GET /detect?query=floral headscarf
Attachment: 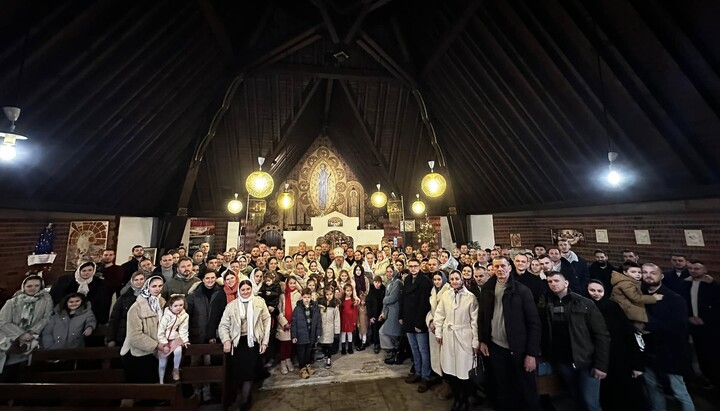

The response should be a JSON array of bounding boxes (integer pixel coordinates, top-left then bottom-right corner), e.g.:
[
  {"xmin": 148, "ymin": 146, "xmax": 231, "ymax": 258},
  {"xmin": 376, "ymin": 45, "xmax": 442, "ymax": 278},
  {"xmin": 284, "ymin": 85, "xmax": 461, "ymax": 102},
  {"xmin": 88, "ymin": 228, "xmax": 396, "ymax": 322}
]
[
  {"xmin": 140, "ymin": 275, "xmax": 164, "ymax": 316},
  {"xmin": 74, "ymin": 262, "xmax": 96, "ymax": 295}
]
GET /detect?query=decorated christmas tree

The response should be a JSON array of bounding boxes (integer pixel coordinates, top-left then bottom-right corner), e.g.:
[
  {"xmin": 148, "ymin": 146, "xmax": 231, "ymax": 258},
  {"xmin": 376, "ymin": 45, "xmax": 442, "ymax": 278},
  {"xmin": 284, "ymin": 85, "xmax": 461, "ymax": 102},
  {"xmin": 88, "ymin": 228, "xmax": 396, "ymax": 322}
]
[{"xmin": 34, "ymin": 223, "xmax": 54, "ymax": 254}]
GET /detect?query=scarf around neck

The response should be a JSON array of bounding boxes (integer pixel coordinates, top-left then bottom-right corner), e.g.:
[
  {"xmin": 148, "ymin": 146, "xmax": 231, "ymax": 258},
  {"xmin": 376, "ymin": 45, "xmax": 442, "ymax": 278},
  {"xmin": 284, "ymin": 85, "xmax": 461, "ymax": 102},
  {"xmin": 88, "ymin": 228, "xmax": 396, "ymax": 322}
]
[
  {"xmin": 284, "ymin": 285, "xmax": 294, "ymax": 325},
  {"xmin": 74, "ymin": 262, "xmax": 96, "ymax": 296},
  {"xmin": 239, "ymin": 296, "xmax": 255, "ymax": 348},
  {"xmin": 224, "ymin": 281, "xmax": 239, "ymax": 303}
]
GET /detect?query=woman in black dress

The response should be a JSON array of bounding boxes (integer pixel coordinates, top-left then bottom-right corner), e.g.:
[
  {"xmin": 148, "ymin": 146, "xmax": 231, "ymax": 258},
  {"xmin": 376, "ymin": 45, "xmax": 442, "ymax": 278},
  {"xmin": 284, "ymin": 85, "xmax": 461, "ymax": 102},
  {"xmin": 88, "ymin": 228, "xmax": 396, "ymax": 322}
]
[{"xmin": 218, "ymin": 279, "xmax": 271, "ymax": 410}]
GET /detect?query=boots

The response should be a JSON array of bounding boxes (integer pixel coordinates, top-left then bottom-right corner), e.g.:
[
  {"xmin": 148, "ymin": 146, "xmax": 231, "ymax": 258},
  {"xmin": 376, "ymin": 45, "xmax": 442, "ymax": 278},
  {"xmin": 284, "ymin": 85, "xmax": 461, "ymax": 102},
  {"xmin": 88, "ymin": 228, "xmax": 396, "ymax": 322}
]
[
  {"xmin": 357, "ymin": 341, "xmax": 366, "ymax": 351},
  {"xmin": 347, "ymin": 342, "xmax": 354, "ymax": 354},
  {"xmin": 285, "ymin": 358, "xmax": 295, "ymax": 372},
  {"xmin": 341, "ymin": 343, "xmax": 347, "ymax": 355},
  {"xmin": 384, "ymin": 350, "xmax": 400, "ymax": 365},
  {"xmin": 280, "ymin": 359, "xmax": 289, "ymax": 375},
  {"xmin": 373, "ymin": 343, "xmax": 380, "ymax": 354}
]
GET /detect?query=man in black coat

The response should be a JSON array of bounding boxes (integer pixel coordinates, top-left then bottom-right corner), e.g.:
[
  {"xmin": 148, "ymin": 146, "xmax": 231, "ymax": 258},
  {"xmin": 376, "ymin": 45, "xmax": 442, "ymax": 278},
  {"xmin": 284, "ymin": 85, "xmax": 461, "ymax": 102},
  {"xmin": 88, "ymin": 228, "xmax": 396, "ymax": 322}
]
[
  {"xmin": 399, "ymin": 258, "xmax": 433, "ymax": 392},
  {"xmin": 479, "ymin": 256, "xmax": 542, "ymax": 411},
  {"xmin": 50, "ymin": 262, "xmax": 111, "ymax": 324},
  {"xmin": 683, "ymin": 261, "xmax": 720, "ymax": 388},
  {"xmin": 662, "ymin": 253, "xmax": 691, "ymax": 293},
  {"xmin": 120, "ymin": 245, "xmax": 145, "ymax": 289},
  {"xmin": 588, "ymin": 249, "xmax": 616, "ymax": 292},
  {"xmin": 641, "ymin": 263, "xmax": 696, "ymax": 411}
]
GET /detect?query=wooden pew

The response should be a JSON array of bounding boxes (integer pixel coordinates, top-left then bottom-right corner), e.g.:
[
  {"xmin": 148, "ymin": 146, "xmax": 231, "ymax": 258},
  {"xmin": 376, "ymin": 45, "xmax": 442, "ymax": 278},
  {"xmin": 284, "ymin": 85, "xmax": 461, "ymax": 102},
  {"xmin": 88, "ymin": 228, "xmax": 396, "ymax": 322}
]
[{"xmin": 0, "ymin": 382, "xmax": 188, "ymax": 410}]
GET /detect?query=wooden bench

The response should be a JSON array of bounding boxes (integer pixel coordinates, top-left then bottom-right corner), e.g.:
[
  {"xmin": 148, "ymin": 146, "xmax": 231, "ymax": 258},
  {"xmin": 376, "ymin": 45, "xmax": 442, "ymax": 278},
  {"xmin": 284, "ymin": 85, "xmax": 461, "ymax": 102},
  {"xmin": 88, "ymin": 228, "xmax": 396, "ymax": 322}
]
[{"xmin": 0, "ymin": 383, "xmax": 188, "ymax": 410}]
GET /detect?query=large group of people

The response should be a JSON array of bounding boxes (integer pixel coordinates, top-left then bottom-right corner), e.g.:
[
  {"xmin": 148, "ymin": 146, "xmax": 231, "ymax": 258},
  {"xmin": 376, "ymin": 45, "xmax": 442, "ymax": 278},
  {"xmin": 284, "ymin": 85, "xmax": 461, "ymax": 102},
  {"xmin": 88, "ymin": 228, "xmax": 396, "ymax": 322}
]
[{"xmin": 0, "ymin": 238, "xmax": 717, "ymax": 411}]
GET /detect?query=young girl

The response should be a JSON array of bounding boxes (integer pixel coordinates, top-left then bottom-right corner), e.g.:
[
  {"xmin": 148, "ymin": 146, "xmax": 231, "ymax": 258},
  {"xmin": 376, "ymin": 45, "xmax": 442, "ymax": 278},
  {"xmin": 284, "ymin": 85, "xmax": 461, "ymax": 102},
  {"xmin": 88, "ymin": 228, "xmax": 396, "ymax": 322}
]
[
  {"xmin": 306, "ymin": 278, "xmax": 319, "ymax": 302},
  {"xmin": 276, "ymin": 277, "xmax": 301, "ymax": 374},
  {"xmin": 41, "ymin": 293, "xmax": 96, "ymax": 350},
  {"xmin": 356, "ymin": 292, "xmax": 369, "ymax": 351},
  {"xmin": 324, "ymin": 268, "xmax": 338, "ymax": 291},
  {"xmin": 317, "ymin": 286, "xmax": 340, "ymax": 368},
  {"xmin": 157, "ymin": 295, "xmax": 190, "ymax": 383},
  {"xmin": 339, "ymin": 284, "xmax": 358, "ymax": 355},
  {"xmin": 308, "ymin": 261, "xmax": 321, "ymax": 278}
]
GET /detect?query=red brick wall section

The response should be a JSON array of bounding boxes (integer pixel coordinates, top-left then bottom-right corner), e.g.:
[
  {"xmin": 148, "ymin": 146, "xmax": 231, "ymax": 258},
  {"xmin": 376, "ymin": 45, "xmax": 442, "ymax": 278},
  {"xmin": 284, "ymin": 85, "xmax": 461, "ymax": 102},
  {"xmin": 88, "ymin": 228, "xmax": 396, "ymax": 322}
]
[
  {"xmin": 493, "ymin": 212, "xmax": 720, "ymax": 270},
  {"xmin": 0, "ymin": 217, "xmax": 118, "ymax": 304}
]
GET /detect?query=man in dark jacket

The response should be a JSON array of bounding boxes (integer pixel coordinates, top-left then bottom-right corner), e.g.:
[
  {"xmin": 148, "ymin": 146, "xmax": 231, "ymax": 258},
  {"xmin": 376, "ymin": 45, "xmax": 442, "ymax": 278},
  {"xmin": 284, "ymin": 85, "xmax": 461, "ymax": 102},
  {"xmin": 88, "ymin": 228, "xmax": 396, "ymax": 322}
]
[
  {"xmin": 120, "ymin": 245, "xmax": 145, "ymax": 289},
  {"xmin": 186, "ymin": 269, "xmax": 226, "ymax": 401},
  {"xmin": 588, "ymin": 249, "xmax": 615, "ymax": 292},
  {"xmin": 399, "ymin": 258, "xmax": 433, "ymax": 392},
  {"xmin": 548, "ymin": 247, "xmax": 582, "ymax": 294},
  {"xmin": 479, "ymin": 256, "xmax": 542, "ymax": 411},
  {"xmin": 641, "ymin": 263, "xmax": 696, "ymax": 410},
  {"xmin": 545, "ymin": 271, "xmax": 610, "ymax": 411},
  {"xmin": 662, "ymin": 253, "xmax": 690, "ymax": 293}
]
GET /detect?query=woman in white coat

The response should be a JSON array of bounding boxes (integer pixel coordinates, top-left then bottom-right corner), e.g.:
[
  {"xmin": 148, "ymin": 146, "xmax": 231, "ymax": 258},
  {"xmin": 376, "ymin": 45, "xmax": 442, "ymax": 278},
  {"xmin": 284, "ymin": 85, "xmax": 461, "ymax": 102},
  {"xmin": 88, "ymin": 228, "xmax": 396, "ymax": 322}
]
[
  {"xmin": 426, "ymin": 272, "xmax": 450, "ymax": 398},
  {"xmin": 218, "ymin": 279, "xmax": 271, "ymax": 410},
  {"xmin": 434, "ymin": 270, "xmax": 479, "ymax": 411}
]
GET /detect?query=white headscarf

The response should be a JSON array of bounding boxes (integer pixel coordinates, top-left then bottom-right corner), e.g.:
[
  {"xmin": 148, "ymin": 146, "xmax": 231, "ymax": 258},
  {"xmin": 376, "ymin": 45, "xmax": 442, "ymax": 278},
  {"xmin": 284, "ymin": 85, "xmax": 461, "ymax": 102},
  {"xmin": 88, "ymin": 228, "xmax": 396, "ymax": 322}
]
[
  {"xmin": 140, "ymin": 275, "xmax": 164, "ymax": 316},
  {"xmin": 249, "ymin": 268, "xmax": 262, "ymax": 296},
  {"xmin": 238, "ymin": 293, "xmax": 255, "ymax": 348},
  {"xmin": 74, "ymin": 262, "xmax": 96, "ymax": 296}
]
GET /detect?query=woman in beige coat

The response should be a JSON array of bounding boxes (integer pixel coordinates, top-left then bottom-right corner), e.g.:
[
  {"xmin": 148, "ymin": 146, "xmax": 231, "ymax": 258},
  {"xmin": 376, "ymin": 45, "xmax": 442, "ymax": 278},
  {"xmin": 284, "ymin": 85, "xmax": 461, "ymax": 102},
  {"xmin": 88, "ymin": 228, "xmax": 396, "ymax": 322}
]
[
  {"xmin": 276, "ymin": 276, "xmax": 302, "ymax": 374},
  {"xmin": 426, "ymin": 272, "xmax": 451, "ymax": 398},
  {"xmin": 434, "ymin": 270, "xmax": 480, "ymax": 411},
  {"xmin": 121, "ymin": 275, "xmax": 166, "ymax": 383},
  {"xmin": 219, "ymin": 279, "xmax": 271, "ymax": 410}
]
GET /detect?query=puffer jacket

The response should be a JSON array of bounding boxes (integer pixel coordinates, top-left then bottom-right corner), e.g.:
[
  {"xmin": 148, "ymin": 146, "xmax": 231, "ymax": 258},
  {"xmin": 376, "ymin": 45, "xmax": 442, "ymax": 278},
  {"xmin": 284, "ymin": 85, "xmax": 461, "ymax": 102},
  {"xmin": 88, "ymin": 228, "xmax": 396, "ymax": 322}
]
[
  {"xmin": 291, "ymin": 300, "xmax": 321, "ymax": 345},
  {"xmin": 317, "ymin": 297, "xmax": 340, "ymax": 344},
  {"xmin": 610, "ymin": 271, "xmax": 656, "ymax": 323},
  {"xmin": 40, "ymin": 298, "xmax": 96, "ymax": 349}
]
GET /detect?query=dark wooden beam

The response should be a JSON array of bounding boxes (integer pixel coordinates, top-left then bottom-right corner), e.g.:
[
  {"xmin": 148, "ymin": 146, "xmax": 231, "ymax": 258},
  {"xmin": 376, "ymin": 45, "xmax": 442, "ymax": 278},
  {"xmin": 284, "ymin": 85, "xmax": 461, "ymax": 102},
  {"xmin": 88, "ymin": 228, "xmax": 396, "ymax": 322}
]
[
  {"xmin": 237, "ymin": 24, "xmax": 323, "ymax": 72},
  {"xmin": 196, "ymin": 0, "xmax": 235, "ymax": 65},
  {"xmin": 322, "ymin": 78, "xmax": 334, "ymax": 129},
  {"xmin": 310, "ymin": 0, "xmax": 340, "ymax": 44},
  {"xmin": 391, "ymin": 17, "xmax": 412, "ymax": 64},
  {"xmin": 258, "ymin": 63, "xmax": 400, "ymax": 83},
  {"xmin": 344, "ymin": 0, "xmax": 372, "ymax": 44},
  {"xmin": 245, "ymin": 2, "xmax": 274, "ymax": 48},
  {"xmin": 267, "ymin": 79, "xmax": 322, "ymax": 174},
  {"xmin": 338, "ymin": 80, "xmax": 397, "ymax": 191},
  {"xmin": 356, "ymin": 31, "xmax": 417, "ymax": 87},
  {"xmin": 420, "ymin": 0, "xmax": 485, "ymax": 78}
]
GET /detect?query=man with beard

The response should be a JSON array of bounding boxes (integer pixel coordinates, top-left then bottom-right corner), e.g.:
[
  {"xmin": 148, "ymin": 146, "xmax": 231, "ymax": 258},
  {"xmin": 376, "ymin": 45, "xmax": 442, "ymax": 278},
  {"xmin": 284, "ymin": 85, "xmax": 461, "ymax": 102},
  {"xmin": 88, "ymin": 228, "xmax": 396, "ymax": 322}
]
[
  {"xmin": 153, "ymin": 252, "xmax": 177, "ymax": 283},
  {"xmin": 121, "ymin": 245, "xmax": 145, "ymax": 288},
  {"xmin": 557, "ymin": 239, "xmax": 589, "ymax": 292},
  {"xmin": 589, "ymin": 249, "xmax": 615, "ymax": 292},
  {"xmin": 547, "ymin": 247, "xmax": 580, "ymax": 294},
  {"xmin": 98, "ymin": 249, "xmax": 124, "ymax": 297},
  {"xmin": 641, "ymin": 263, "xmax": 695, "ymax": 410},
  {"xmin": 622, "ymin": 250, "xmax": 640, "ymax": 264},
  {"xmin": 162, "ymin": 257, "xmax": 200, "ymax": 299},
  {"xmin": 318, "ymin": 242, "xmax": 331, "ymax": 271},
  {"xmin": 533, "ymin": 244, "xmax": 546, "ymax": 258},
  {"xmin": 349, "ymin": 250, "xmax": 364, "ymax": 272},
  {"xmin": 249, "ymin": 247, "xmax": 260, "ymax": 267},
  {"xmin": 329, "ymin": 248, "xmax": 351, "ymax": 274},
  {"xmin": 683, "ymin": 261, "xmax": 720, "ymax": 389}
]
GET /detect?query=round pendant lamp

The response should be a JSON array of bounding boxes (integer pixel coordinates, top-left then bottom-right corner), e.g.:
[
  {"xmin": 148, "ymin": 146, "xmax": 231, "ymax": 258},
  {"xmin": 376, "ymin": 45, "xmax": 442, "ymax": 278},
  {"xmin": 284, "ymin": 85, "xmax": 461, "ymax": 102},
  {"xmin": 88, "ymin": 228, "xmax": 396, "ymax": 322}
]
[
  {"xmin": 277, "ymin": 183, "xmax": 294, "ymax": 209},
  {"xmin": 371, "ymin": 183, "xmax": 388, "ymax": 208},
  {"xmin": 421, "ymin": 160, "xmax": 446, "ymax": 198},
  {"xmin": 245, "ymin": 157, "xmax": 274, "ymax": 198},
  {"xmin": 411, "ymin": 193, "xmax": 426, "ymax": 215},
  {"xmin": 227, "ymin": 193, "xmax": 243, "ymax": 214}
]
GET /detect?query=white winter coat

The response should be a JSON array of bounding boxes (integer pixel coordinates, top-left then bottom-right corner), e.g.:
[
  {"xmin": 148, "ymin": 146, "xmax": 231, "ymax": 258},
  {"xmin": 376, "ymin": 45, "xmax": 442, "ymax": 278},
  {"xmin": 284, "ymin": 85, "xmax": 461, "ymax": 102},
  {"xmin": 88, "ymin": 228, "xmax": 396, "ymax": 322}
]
[
  {"xmin": 276, "ymin": 289, "xmax": 301, "ymax": 341},
  {"xmin": 318, "ymin": 302, "xmax": 340, "ymax": 344},
  {"xmin": 433, "ymin": 288, "xmax": 479, "ymax": 380},
  {"xmin": 157, "ymin": 308, "xmax": 189, "ymax": 344},
  {"xmin": 426, "ymin": 283, "xmax": 450, "ymax": 375}
]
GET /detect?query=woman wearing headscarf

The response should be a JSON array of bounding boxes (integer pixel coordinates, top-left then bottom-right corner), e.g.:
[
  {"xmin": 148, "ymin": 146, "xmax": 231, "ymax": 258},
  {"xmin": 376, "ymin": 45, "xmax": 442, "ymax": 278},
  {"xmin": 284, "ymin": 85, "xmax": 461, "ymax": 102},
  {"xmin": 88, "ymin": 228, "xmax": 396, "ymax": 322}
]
[
  {"xmin": 0, "ymin": 275, "xmax": 54, "ymax": 379},
  {"xmin": 434, "ymin": 270, "xmax": 480, "ymax": 411},
  {"xmin": 107, "ymin": 271, "xmax": 146, "ymax": 347},
  {"xmin": 249, "ymin": 268, "xmax": 263, "ymax": 296},
  {"xmin": 218, "ymin": 279, "xmax": 271, "ymax": 410},
  {"xmin": 121, "ymin": 275, "xmax": 165, "ymax": 383},
  {"xmin": 380, "ymin": 266, "xmax": 403, "ymax": 364},
  {"xmin": 586, "ymin": 279, "xmax": 647, "ymax": 411},
  {"xmin": 50, "ymin": 262, "xmax": 111, "ymax": 324},
  {"xmin": 427, "ymin": 271, "xmax": 451, "ymax": 399}
]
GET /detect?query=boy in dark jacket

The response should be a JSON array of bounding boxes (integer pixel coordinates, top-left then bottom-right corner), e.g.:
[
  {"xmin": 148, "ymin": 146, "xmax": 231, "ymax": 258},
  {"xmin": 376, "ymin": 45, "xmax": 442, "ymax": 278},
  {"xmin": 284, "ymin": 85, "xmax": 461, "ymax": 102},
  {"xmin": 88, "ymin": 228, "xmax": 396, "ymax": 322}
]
[
  {"xmin": 366, "ymin": 275, "xmax": 386, "ymax": 353},
  {"xmin": 291, "ymin": 288, "xmax": 321, "ymax": 379}
]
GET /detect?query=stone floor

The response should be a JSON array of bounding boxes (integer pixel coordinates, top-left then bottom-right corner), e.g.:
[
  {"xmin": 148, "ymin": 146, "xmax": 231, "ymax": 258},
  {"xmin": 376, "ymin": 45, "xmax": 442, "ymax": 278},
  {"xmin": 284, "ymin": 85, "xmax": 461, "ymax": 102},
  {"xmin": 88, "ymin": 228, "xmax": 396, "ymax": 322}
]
[{"xmin": 201, "ymin": 349, "xmax": 719, "ymax": 411}]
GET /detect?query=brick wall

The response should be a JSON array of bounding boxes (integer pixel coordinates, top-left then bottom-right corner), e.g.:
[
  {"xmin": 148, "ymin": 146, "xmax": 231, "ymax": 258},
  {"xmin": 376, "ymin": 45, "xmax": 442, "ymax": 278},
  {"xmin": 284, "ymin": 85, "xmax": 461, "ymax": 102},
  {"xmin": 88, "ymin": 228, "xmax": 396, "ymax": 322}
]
[
  {"xmin": 0, "ymin": 213, "xmax": 117, "ymax": 304},
  {"xmin": 493, "ymin": 211, "xmax": 720, "ymax": 270}
]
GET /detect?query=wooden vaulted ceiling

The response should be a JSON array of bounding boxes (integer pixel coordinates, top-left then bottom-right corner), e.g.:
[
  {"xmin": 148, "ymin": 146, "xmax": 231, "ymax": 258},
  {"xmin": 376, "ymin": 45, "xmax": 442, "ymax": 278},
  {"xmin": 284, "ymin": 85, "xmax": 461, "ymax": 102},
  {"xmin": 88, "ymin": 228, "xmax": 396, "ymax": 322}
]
[{"xmin": 1, "ymin": 0, "xmax": 719, "ymax": 217}]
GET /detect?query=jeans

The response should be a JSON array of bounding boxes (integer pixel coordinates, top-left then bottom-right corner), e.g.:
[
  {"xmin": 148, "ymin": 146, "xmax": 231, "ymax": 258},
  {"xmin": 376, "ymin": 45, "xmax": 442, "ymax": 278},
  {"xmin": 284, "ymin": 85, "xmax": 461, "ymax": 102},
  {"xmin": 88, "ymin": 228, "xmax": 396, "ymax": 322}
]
[
  {"xmin": 554, "ymin": 362, "xmax": 602, "ymax": 411},
  {"xmin": 643, "ymin": 367, "xmax": 695, "ymax": 411},
  {"xmin": 296, "ymin": 343, "xmax": 312, "ymax": 369},
  {"xmin": 406, "ymin": 332, "xmax": 431, "ymax": 380}
]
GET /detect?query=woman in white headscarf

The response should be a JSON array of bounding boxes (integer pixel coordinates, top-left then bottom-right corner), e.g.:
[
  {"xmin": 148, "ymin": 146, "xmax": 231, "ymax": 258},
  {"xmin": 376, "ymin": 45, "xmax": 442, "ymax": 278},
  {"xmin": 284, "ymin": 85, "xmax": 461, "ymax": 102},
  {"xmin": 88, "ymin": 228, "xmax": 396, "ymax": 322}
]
[
  {"xmin": 219, "ymin": 279, "xmax": 271, "ymax": 410},
  {"xmin": 49, "ymin": 262, "xmax": 111, "ymax": 324},
  {"xmin": 0, "ymin": 275, "xmax": 54, "ymax": 379},
  {"xmin": 121, "ymin": 275, "xmax": 165, "ymax": 383},
  {"xmin": 434, "ymin": 270, "xmax": 480, "ymax": 411}
]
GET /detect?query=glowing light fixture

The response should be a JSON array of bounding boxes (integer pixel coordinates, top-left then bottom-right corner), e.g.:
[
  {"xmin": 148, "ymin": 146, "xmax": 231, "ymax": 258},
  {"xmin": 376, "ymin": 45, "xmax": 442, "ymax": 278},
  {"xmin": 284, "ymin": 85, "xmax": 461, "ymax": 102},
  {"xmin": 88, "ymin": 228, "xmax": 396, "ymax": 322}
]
[
  {"xmin": 277, "ymin": 183, "xmax": 294, "ymax": 210},
  {"xmin": 371, "ymin": 183, "xmax": 387, "ymax": 208},
  {"xmin": 421, "ymin": 160, "xmax": 446, "ymax": 198},
  {"xmin": 245, "ymin": 157, "xmax": 274, "ymax": 198},
  {"xmin": 227, "ymin": 193, "xmax": 243, "ymax": 214},
  {"xmin": 411, "ymin": 194, "xmax": 426, "ymax": 215},
  {"xmin": 606, "ymin": 151, "xmax": 623, "ymax": 187},
  {"xmin": 0, "ymin": 107, "xmax": 28, "ymax": 162}
]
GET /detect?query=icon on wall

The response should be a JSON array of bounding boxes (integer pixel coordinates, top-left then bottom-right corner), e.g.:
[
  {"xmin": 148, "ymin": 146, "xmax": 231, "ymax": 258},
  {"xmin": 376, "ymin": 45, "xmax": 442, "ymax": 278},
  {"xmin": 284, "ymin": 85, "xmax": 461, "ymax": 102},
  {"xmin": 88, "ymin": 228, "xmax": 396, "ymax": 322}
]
[
  {"xmin": 551, "ymin": 229, "xmax": 584, "ymax": 245},
  {"xmin": 684, "ymin": 230, "xmax": 705, "ymax": 247},
  {"xmin": 634, "ymin": 229, "xmax": 651, "ymax": 245},
  {"xmin": 510, "ymin": 233, "xmax": 522, "ymax": 248},
  {"xmin": 65, "ymin": 221, "xmax": 110, "ymax": 271},
  {"xmin": 595, "ymin": 229, "xmax": 609, "ymax": 243}
]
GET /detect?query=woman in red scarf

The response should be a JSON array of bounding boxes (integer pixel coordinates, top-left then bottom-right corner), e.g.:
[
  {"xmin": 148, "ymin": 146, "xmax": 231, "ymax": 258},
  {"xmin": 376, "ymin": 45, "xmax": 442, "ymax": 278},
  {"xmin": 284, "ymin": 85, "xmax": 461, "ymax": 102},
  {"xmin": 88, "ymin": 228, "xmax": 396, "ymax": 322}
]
[
  {"xmin": 223, "ymin": 271, "xmax": 239, "ymax": 303},
  {"xmin": 275, "ymin": 277, "xmax": 301, "ymax": 374}
]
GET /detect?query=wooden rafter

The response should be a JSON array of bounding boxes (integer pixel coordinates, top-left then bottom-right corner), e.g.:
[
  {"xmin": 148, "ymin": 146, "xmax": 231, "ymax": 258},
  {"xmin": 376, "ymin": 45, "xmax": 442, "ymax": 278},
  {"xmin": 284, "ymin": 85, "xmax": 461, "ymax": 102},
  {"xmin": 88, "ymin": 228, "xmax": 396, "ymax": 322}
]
[
  {"xmin": 258, "ymin": 63, "xmax": 400, "ymax": 83},
  {"xmin": 420, "ymin": 0, "xmax": 485, "ymax": 78},
  {"xmin": 310, "ymin": 0, "xmax": 340, "ymax": 44},
  {"xmin": 196, "ymin": 0, "xmax": 235, "ymax": 64}
]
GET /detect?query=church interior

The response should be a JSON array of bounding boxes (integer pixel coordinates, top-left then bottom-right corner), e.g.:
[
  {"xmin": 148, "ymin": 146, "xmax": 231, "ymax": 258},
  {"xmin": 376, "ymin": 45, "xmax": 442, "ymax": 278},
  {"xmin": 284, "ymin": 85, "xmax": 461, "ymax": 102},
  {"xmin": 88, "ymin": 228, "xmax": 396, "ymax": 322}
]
[{"xmin": 0, "ymin": 0, "xmax": 719, "ymax": 410}]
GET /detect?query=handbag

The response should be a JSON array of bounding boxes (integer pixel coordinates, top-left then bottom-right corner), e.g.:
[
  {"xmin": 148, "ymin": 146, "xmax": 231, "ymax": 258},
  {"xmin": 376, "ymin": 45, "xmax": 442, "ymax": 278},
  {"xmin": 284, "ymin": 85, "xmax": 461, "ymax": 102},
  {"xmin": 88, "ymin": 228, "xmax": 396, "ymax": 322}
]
[{"xmin": 469, "ymin": 354, "xmax": 487, "ymax": 386}]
